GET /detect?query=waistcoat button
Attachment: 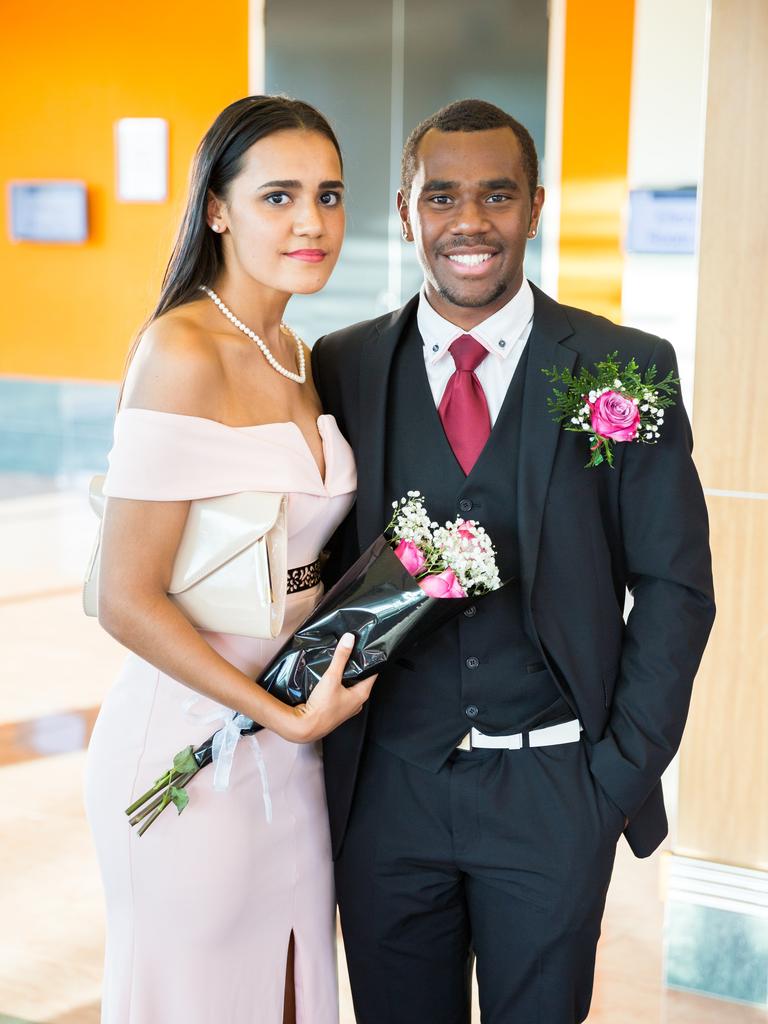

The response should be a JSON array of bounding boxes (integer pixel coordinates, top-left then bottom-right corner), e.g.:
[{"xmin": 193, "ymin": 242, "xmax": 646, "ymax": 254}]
[
  {"xmin": 459, "ymin": 498, "xmax": 473, "ymax": 513},
  {"xmin": 465, "ymin": 704, "xmax": 479, "ymax": 718},
  {"xmin": 463, "ymin": 605, "xmax": 477, "ymax": 618},
  {"xmin": 466, "ymin": 656, "xmax": 480, "ymax": 669}
]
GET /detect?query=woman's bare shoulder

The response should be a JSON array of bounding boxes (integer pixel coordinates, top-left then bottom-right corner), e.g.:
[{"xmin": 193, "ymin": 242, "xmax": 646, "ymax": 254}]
[{"xmin": 122, "ymin": 302, "xmax": 225, "ymax": 416}]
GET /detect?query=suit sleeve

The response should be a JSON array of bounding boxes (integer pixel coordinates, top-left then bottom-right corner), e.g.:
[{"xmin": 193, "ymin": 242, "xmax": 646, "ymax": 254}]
[
  {"xmin": 588, "ymin": 337, "xmax": 716, "ymax": 819},
  {"xmin": 311, "ymin": 334, "xmax": 361, "ymax": 586},
  {"xmin": 311, "ymin": 335, "xmax": 328, "ymax": 402},
  {"xmin": 312, "ymin": 334, "xmax": 348, "ymax": 435}
]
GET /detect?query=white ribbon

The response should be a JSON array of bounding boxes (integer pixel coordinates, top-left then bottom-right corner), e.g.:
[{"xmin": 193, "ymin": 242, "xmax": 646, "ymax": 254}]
[
  {"xmin": 248, "ymin": 734, "xmax": 273, "ymax": 824},
  {"xmin": 182, "ymin": 697, "xmax": 272, "ymax": 823}
]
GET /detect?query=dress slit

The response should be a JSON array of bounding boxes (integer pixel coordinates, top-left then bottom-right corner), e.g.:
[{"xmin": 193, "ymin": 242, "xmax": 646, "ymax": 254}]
[{"xmin": 282, "ymin": 930, "xmax": 296, "ymax": 1024}]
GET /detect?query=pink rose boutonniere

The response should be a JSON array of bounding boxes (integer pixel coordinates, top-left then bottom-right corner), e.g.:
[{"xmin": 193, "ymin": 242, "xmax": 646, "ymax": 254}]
[
  {"xmin": 589, "ymin": 390, "xmax": 641, "ymax": 442},
  {"xmin": 543, "ymin": 352, "xmax": 679, "ymax": 468}
]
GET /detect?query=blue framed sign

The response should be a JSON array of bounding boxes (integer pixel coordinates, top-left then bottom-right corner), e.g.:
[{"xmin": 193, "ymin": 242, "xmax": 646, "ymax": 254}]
[
  {"xmin": 8, "ymin": 181, "xmax": 88, "ymax": 243},
  {"xmin": 626, "ymin": 188, "xmax": 698, "ymax": 255}
]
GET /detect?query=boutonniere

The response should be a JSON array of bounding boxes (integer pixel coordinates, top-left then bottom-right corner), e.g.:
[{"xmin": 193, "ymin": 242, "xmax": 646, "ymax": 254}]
[{"xmin": 543, "ymin": 352, "xmax": 679, "ymax": 468}]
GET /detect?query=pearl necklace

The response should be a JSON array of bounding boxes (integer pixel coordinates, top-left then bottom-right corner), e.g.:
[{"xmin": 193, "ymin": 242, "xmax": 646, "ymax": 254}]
[{"xmin": 198, "ymin": 285, "xmax": 306, "ymax": 384}]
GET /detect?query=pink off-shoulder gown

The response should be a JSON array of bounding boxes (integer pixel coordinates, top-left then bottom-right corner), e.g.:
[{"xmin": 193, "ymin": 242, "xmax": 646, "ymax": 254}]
[{"xmin": 85, "ymin": 409, "xmax": 356, "ymax": 1024}]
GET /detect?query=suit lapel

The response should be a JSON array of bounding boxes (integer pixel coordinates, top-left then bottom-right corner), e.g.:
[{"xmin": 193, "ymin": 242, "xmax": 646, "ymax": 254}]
[
  {"xmin": 356, "ymin": 295, "xmax": 419, "ymax": 546},
  {"xmin": 517, "ymin": 285, "xmax": 577, "ymax": 603}
]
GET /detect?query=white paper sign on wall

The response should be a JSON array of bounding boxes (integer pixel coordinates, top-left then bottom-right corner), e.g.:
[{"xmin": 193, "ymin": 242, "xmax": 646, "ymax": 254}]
[{"xmin": 116, "ymin": 118, "xmax": 168, "ymax": 202}]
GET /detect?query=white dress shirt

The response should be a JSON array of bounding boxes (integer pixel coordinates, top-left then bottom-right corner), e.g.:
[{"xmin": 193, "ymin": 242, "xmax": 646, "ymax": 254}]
[{"xmin": 417, "ymin": 278, "xmax": 534, "ymax": 425}]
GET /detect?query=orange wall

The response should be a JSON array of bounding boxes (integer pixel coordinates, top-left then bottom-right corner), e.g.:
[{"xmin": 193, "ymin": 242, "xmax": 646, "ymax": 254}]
[
  {"xmin": 1, "ymin": 2, "xmax": 636, "ymax": 379},
  {"xmin": 0, "ymin": 0, "xmax": 248, "ymax": 381},
  {"xmin": 558, "ymin": 0, "xmax": 635, "ymax": 322}
]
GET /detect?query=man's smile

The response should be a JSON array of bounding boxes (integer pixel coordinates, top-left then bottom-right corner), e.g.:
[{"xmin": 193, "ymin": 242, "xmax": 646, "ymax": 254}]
[{"xmin": 439, "ymin": 246, "xmax": 501, "ymax": 276}]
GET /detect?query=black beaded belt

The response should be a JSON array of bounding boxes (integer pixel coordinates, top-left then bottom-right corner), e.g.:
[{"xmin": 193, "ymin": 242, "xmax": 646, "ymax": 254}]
[{"xmin": 287, "ymin": 558, "xmax": 322, "ymax": 594}]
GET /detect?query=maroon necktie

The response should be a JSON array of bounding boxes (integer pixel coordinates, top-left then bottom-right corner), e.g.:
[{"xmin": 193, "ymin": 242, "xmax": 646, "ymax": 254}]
[{"xmin": 438, "ymin": 334, "xmax": 491, "ymax": 475}]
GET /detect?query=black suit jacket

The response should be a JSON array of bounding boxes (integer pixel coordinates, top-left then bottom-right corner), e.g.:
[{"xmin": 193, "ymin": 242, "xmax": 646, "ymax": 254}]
[{"xmin": 313, "ymin": 284, "xmax": 715, "ymax": 859}]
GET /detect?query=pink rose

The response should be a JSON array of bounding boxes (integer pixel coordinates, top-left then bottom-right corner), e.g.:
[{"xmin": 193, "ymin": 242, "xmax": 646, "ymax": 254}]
[
  {"xmin": 590, "ymin": 390, "xmax": 640, "ymax": 442},
  {"xmin": 394, "ymin": 539, "xmax": 427, "ymax": 576},
  {"xmin": 457, "ymin": 519, "xmax": 477, "ymax": 540},
  {"xmin": 418, "ymin": 568, "xmax": 467, "ymax": 599}
]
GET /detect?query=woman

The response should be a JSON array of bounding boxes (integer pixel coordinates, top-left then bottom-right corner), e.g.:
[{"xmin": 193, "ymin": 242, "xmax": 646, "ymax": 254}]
[{"xmin": 85, "ymin": 96, "xmax": 371, "ymax": 1024}]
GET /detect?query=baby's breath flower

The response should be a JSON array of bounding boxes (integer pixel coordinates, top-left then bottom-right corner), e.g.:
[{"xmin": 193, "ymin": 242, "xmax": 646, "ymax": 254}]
[{"xmin": 389, "ymin": 493, "xmax": 500, "ymax": 595}]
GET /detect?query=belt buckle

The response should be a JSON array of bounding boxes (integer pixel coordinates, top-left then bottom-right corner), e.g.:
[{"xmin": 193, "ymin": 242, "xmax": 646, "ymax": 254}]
[{"xmin": 470, "ymin": 728, "xmax": 524, "ymax": 750}]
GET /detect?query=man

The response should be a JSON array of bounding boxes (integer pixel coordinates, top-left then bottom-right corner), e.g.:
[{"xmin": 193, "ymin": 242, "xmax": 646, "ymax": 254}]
[{"xmin": 312, "ymin": 99, "xmax": 715, "ymax": 1024}]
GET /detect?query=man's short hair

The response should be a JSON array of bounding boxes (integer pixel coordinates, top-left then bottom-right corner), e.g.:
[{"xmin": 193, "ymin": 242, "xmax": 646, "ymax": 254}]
[{"xmin": 400, "ymin": 99, "xmax": 539, "ymax": 202}]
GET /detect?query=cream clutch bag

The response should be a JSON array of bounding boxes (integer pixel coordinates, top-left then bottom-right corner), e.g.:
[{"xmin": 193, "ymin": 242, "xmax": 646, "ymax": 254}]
[{"xmin": 83, "ymin": 475, "xmax": 288, "ymax": 639}]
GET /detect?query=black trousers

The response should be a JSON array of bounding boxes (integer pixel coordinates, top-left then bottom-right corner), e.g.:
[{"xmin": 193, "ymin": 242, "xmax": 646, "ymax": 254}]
[{"xmin": 335, "ymin": 738, "xmax": 625, "ymax": 1024}]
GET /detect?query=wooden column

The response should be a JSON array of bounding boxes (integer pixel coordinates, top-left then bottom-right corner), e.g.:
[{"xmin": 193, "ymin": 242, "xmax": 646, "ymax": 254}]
[{"xmin": 675, "ymin": 0, "xmax": 768, "ymax": 870}]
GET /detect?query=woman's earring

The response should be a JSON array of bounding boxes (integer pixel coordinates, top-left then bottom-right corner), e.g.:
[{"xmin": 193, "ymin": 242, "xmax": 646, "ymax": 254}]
[
  {"xmin": 211, "ymin": 224, "xmax": 222, "ymax": 233},
  {"xmin": 528, "ymin": 228, "xmax": 538, "ymax": 239}
]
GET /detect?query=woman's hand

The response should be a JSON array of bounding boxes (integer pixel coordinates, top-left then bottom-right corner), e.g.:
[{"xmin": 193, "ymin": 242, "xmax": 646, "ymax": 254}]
[{"xmin": 277, "ymin": 633, "xmax": 376, "ymax": 743}]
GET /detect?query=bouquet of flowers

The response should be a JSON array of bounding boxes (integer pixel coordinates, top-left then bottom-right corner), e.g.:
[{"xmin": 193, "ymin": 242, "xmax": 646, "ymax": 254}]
[
  {"xmin": 126, "ymin": 492, "xmax": 502, "ymax": 834},
  {"xmin": 543, "ymin": 351, "xmax": 679, "ymax": 468}
]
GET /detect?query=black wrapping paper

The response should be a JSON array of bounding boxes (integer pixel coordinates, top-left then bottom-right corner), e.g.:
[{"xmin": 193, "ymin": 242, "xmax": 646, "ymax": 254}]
[{"xmin": 241, "ymin": 534, "xmax": 476, "ymax": 732}]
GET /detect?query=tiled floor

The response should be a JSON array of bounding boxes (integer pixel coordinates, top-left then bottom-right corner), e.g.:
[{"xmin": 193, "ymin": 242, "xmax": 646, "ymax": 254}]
[{"xmin": 1, "ymin": 488, "xmax": 766, "ymax": 1024}]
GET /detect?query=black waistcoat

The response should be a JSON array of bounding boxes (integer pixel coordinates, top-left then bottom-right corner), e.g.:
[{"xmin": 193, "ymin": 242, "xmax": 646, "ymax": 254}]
[{"xmin": 368, "ymin": 313, "xmax": 571, "ymax": 771}]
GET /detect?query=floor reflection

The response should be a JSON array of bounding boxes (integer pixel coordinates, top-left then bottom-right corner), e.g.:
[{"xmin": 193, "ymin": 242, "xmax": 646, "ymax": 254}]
[
  {"xmin": 0, "ymin": 1006, "xmax": 100, "ymax": 1024},
  {"xmin": 0, "ymin": 708, "xmax": 97, "ymax": 766}
]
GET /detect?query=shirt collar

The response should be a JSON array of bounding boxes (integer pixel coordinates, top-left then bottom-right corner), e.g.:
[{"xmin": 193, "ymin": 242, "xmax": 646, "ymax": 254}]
[{"xmin": 417, "ymin": 278, "xmax": 534, "ymax": 366}]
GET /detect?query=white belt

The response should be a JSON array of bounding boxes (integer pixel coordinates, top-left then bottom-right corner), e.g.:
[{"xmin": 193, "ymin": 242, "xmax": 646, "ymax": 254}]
[{"xmin": 456, "ymin": 718, "xmax": 582, "ymax": 751}]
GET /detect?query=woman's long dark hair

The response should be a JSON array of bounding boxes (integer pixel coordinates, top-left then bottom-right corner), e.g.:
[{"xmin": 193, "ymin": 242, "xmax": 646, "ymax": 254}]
[{"xmin": 121, "ymin": 96, "xmax": 342, "ymax": 388}]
